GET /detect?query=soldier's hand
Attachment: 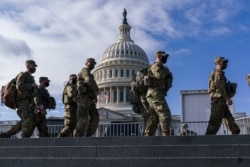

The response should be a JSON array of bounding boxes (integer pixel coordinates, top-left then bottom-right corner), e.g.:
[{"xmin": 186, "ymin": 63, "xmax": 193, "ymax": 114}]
[{"xmin": 227, "ymin": 98, "xmax": 233, "ymax": 105}]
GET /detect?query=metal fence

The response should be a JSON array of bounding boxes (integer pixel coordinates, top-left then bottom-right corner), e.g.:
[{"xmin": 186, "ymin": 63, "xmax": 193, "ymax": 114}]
[{"xmin": 1, "ymin": 116, "xmax": 250, "ymax": 138}]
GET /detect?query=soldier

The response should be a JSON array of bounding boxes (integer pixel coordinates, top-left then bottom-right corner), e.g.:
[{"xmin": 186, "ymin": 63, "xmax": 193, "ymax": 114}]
[
  {"xmin": 57, "ymin": 74, "xmax": 78, "ymax": 137},
  {"xmin": 144, "ymin": 51, "xmax": 173, "ymax": 136},
  {"xmin": 179, "ymin": 123, "xmax": 197, "ymax": 136},
  {"xmin": 74, "ymin": 58, "xmax": 100, "ymax": 137},
  {"xmin": 33, "ymin": 77, "xmax": 52, "ymax": 137},
  {"xmin": 206, "ymin": 57, "xmax": 240, "ymax": 135},
  {"xmin": 16, "ymin": 60, "xmax": 39, "ymax": 138},
  {"xmin": 0, "ymin": 76, "xmax": 54, "ymax": 138}
]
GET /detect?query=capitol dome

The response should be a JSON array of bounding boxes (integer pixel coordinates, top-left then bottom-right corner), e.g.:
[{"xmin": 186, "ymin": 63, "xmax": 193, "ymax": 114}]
[{"xmin": 93, "ymin": 9, "xmax": 149, "ymax": 115}]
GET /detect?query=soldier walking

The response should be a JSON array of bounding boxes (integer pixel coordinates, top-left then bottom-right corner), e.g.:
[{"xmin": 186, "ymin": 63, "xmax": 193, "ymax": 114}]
[
  {"xmin": 33, "ymin": 77, "xmax": 53, "ymax": 137},
  {"xmin": 58, "ymin": 74, "xmax": 78, "ymax": 137},
  {"xmin": 144, "ymin": 51, "xmax": 173, "ymax": 136},
  {"xmin": 15, "ymin": 60, "xmax": 39, "ymax": 138},
  {"xmin": 206, "ymin": 57, "xmax": 240, "ymax": 135},
  {"xmin": 74, "ymin": 58, "xmax": 100, "ymax": 137}
]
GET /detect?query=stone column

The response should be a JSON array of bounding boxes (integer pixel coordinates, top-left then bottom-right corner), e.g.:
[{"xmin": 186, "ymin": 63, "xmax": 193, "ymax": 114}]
[
  {"xmin": 116, "ymin": 87, "xmax": 119, "ymax": 104},
  {"xmin": 123, "ymin": 86, "xmax": 126, "ymax": 103},
  {"xmin": 110, "ymin": 87, "xmax": 113, "ymax": 103}
]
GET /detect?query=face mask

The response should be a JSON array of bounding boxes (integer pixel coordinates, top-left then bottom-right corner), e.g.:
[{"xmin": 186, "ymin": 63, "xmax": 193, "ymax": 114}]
[
  {"xmin": 72, "ymin": 79, "xmax": 77, "ymax": 84},
  {"xmin": 29, "ymin": 68, "xmax": 36, "ymax": 73},
  {"xmin": 44, "ymin": 82, "xmax": 50, "ymax": 87}
]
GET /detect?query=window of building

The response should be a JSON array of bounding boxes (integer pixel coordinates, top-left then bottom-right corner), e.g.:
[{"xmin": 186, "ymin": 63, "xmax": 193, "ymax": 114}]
[
  {"xmin": 109, "ymin": 70, "xmax": 112, "ymax": 78},
  {"xmin": 121, "ymin": 69, "xmax": 124, "ymax": 77},
  {"xmin": 120, "ymin": 89, "xmax": 124, "ymax": 102},
  {"xmin": 126, "ymin": 69, "xmax": 129, "ymax": 77},
  {"xmin": 132, "ymin": 70, "xmax": 135, "ymax": 76},
  {"xmin": 115, "ymin": 70, "xmax": 118, "ymax": 77},
  {"xmin": 113, "ymin": 90, "xmax": 117, "ymax": 103}
]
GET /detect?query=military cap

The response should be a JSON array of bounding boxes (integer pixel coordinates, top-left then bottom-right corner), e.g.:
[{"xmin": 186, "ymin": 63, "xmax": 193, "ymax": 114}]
[
  {"xmin": 69, "ymin": 74, "xmax": 77, "ymax": 78},
  {"xmin": 86, "ymin": 58, "xmax": 96, "ymax": 64},
  {"xmin": 25, "ymin": 60, "xmax": 38, "ymax": 67},
  {"xmin": 39, "ymin": 77, "xmax": 50, "ymax": 83},
  {"xmin": 214, "ymin": 57, "xmax": 228, "ymax": 64},
  {"xmin": 154, "ymin": 51, "xmax": 169, "ymax": 57}
]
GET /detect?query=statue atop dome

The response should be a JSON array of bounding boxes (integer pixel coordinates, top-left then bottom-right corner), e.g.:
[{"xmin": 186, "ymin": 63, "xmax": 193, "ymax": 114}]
[{"xmin": 122, "ymin": 8, "xmax": 128, "ymax": 25}]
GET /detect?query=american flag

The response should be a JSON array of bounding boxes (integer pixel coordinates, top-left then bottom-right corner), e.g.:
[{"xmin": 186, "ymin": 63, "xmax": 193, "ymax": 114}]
[{"xmin": 104, "ymin": 92, "xmax": 109, "ymax": 99}]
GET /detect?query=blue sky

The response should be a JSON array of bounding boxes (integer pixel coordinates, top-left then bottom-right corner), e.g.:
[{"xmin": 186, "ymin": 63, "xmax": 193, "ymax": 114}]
[{"xmin": 0, "ymin": 0, "xmax": 250, "ymax": 120}]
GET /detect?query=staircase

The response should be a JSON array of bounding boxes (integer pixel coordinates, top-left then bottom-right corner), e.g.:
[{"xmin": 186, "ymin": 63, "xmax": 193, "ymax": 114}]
[{"xmin": 0, "ymin": 135, "xmax": 250, "ymax": 167}]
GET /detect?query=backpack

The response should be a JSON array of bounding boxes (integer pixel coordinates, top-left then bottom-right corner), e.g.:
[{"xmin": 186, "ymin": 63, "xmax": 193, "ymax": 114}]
[
  {"xmin": 131, "ymin": 66, "xmax": 150, "ymax": 95},
  {"xmin": 48, "ymin": 97, "xmax": 56, "ymax": 110},
  {"xmin": 1, "ymin": 78, "xmax": 17, "ymax": 109}
]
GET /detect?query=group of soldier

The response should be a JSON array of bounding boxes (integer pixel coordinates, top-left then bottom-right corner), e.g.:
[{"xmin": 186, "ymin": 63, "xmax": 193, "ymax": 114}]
[
  {"xmin": 0, "ymin": 50, "xmax": 241, "ymax": 138},
  {"xmin": 132, "ymin": 52, "xmax": 240, "ymax": 136},
  {"xmin": 0, "ymin": 58, "xmax": 99, "ymax": 138}
]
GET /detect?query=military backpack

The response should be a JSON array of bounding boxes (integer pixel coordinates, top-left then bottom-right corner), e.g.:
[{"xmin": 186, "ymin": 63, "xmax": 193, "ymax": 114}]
[{"xmin": 1, "ymin": 78, "xmax": 18, "ymax": 109}]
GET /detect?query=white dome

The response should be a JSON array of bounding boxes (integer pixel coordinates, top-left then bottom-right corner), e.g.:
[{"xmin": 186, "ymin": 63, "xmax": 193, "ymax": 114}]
[{"xmin": 93, "ymin": 9, "xmax": 149, "ymax": 111}]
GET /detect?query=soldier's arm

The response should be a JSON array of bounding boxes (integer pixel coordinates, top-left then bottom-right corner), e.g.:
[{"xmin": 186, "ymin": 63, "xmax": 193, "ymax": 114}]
[
  {"xmin": 16, "ymin": 73, "xmax": 33, "ymax": 91},
  {"xmin": 214, "ymin": 71, "xmax": 228, "ymax": 99},
  {"xmin": 67, "ymin": 86, "xmax": 78, "ymax": 98}
]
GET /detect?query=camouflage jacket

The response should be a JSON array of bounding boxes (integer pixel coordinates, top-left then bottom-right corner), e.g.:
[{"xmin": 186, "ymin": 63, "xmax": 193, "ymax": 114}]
[
  {"xmin": 62, "ymin": 83, "xmax": 78, "ymax": 105},
  {"xmin": 16, "ymin": 71, "xmax": 37, "ymax": 100},
  {"xmin": 34, "ymin": 87, "xmax": 51, "ymax": 109},
  {"xmin": 208, "ymin": 69, "xmax": 228, "ymax": 99},
  {"xmin": 147, "ymin": 62, "xmax": 173, "ymax": 96},
  {"xmin": 78, "ymin": 67, "xmax": 99, "ymax": 99}
]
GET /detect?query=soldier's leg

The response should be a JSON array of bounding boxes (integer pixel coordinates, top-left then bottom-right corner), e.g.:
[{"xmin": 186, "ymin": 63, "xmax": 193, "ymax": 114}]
[
  {"xmin": 205, "ymin": 99, "xmax": 224, "ymax": 135},
  {"xmin": 36, "ymin": 114, "xmax": 49, "ymax": 137},
  {"xmin": 0, "ymin": 121, "xmax": 22, "ymax": 138},
  {"xmin": 147, "ymin": 94, "xmax": 171, "ymax": 136},
  {"xmin": 18, "ymin": 100, "xmax": 36, "ymax": 138},
  {"xmin": 73, "ymin": 97, "xmax": 90, "ymax": 137},
  {"xmin": 144, "ymin": 108, "xmax": 159, "ymax": 136},
  {"xmin": 86, "ymin": 103, "xmax": 99, "ymax": 137},
  {"xmin": 58, "ymin": 106, "xmax": 77, "ymax": 137},
  {"xmin": 224, "ymin": 106, "xmax": 240, "ymax": 134}
]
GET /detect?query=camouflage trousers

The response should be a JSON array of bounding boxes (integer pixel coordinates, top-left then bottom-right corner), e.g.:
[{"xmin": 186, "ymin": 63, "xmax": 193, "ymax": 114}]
[
  {"xmin": 144, "ymin": 94, "xmax": 171, "ymax": 136},
  {"xmin": 17, "ymin": 99, "xmax": 36, "ymax": 138},
  {"xmin": 74, "ymin": 96, "xmax": 90, "ymax": 137},
  {"xmin": 34, "ymin": 113, "xmax": 49, "ymax": 137},
  {"xmin": 1, "ymin": 109, "xmax": 48, "ymax": 138},
  {"xmin": 86, "ymin": 103, "xmax": 99, "ymax": 137},
  {"xmin": 58, "ymin": 104, "xmax": 77, "ymax": 137},
  {"xmin": 0, "ymin": 110, "xmax": 22, "ymax": 138},
  {"xmin": 205, "ymin": 97, "xmax": 240, "ymax": 135}
]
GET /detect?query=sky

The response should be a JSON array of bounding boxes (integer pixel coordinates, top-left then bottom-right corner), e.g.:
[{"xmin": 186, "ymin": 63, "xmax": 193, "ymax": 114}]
[{"xmin": 0, "ymin": 0, "xmax": 250, "ymax": 120}]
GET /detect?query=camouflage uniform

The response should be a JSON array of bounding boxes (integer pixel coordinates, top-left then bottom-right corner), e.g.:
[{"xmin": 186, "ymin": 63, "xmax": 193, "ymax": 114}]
[
  {"xmin": 33, "ymin": 77, "xmax": 52, "ymax": 137},
  {"xmin": 205, "ymin": 57, "xmax": 240, "ymax": 135},
  {"xmin": 58, "ymin": 75, "xmax": 78, "ymax": 137},
  {"xmin": 144, "ymin": 54, "xmax": 173, "ymax": 136},
  {"xmin": 0, "ymin": 110, "xmax": 22, "ymax": 138},
  {"xmin": 15, "ymin": 60, "xmax": 38, "ymax": 138},
  {"xmin": 74, "ymin": 58, "xmax": 99, "ymax": 137},
  {"xmin": 139, "ymin": 95, "xmax": 159, "ymax": 135}
]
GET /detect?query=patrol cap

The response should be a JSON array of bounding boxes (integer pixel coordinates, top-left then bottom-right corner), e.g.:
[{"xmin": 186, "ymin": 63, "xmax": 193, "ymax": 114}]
[
  {"xmin": 39, "ymin": 77, "xmax": 50, "ymax": 83},
  {"xmin": 154, "ymin": 51, "xmax": 169, "ymax": 57},
  {"xmin": 25, "ymin": 60, "xmax": 38, "ymax": 67},
  {"xmin": 86, "ymin": 58, "xmax": 96, "ymax": 64},
  {"xmin": 69, "ymin": 74, "xmax": 77, "ymax": 79},
  {"xmin": 214, "ymin": 57, "xmax": 228, "ymax": 64}
]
